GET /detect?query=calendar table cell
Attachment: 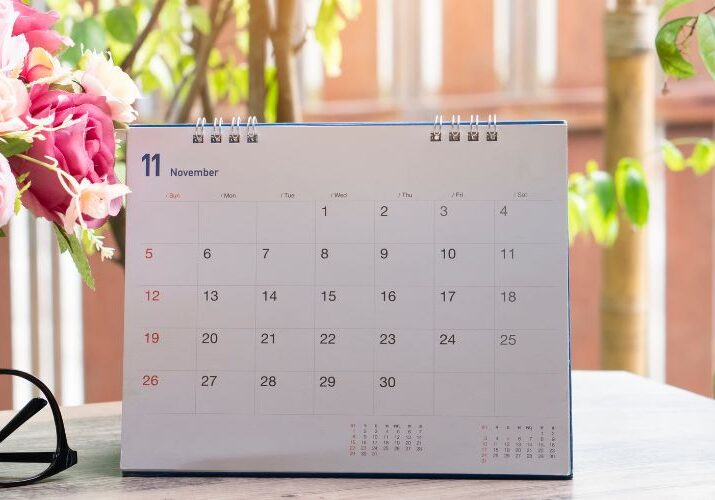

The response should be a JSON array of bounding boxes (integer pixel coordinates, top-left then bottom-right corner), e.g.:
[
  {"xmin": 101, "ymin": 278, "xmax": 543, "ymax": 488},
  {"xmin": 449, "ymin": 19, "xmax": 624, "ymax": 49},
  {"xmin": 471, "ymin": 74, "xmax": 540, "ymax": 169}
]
[
  {"xmin": 495, "ymin": 201, "xmax": 563, "ymax": 243},
  {"xmin": 375, "ymin": 201, "xmax": 433, "ymax": 243},
  {"xmin": 136, "ymin": 286, "xmax": 196, "ymax": 328},
  {"xmin": 495, "ymin": 286, "xmax": 564, "ymax": 330},
  {"xmin": 374, "ymin": 330, "xmax": 433, "ymax": 372},
  {"xmin": 196, "ymin": 371, "xmax": 254, "ymax": 414},
  {"xmin": 196, "ymin": 329, "xmax": 255, "ymax": 371},
  {"xmin": 315, "ymin": 244, "xmax": 374, "ymax": 286},
  {"xmin": 198, "ymin": 244, "xmax": 256, "ymax": 285},
  {"xmin": 314, "ymin": 372, "xmax": 373, "ymax": 415},
  {"xmin": 495, "ymin": 243, "xmax": 564, "ymax": 286},
  {"xmin": 314, "ymin": 329, "xmax": 373, "ymax": 372},
  {"xmin": 126, "ymin": 370, "xmax": 194, "ymax": 414},
  {"xmin": 257, "ymin": 202, "xmax": 315, "ymax": 243},
  {"xmin": 316, "ymin": 201, "xmax": 374, "ymax": 243},
  {"xmin": 373, "ymin": 372, "xmax": 433, "ymax": 416},
  {"xmin": 495, "ymin": 373, "xmax": 569, "ymax": 418},
  {"xmin": 375, "ymin": 287, "xmax": 433, "ymax": 330},
  {"xmin": 375, "ymin": 244, "xmax": 434, "ymax": 287},
  {"xmin": 255, "ymin": 286, "xmax": 314, "ymax": 328},
  {"xmin": 125, "ymin": 328, "xmax": 194, "ymax": 371},
  {"xmin": 434, "ymin": 287, "xmax": 494, "ymax": 330},
  {"xmin": 434, "ymin": 244, "xmax": 494, "ymax": 286},
  {"xmin": 130, "ymin": 244, "xmax": 197, "ymax": 285},
  {"xmin": 199, "ymin": 202, "xmax": 257, "ymax": 243},
  {"xmin": 496, "ymin": 331, "xmax": 566, "ymax": 373},
  {"xmin": 434, "ymin": 201, "xmax": 494, "ymax": 243},
  {"xmin": 131, "ymin": 202, "xmax": 198, "ymax": 244},
  {"xmin": 434, "ymin": 330, "xmax": 494, "ymax": 373},
  {"xmin": 435, "ymin": 373, "xmax": 495, "ymax": 416},
  {"xmin": 315, "ymin": 286, "xmax": 374, "ymax": 329},
  {"xmin": 257, "ymin": 244, "xmax": 315, "ymax": 285},
  {"xmin": 255, "ymin": 371, "xmax": 313, "ymax": 415},
  {"xmin": 255, "ymin": 329, "xmax": 314, "ymax": 371},
  {"xmin": 197, "ymin": 286, "xmax": 255, "ymax": 328}
]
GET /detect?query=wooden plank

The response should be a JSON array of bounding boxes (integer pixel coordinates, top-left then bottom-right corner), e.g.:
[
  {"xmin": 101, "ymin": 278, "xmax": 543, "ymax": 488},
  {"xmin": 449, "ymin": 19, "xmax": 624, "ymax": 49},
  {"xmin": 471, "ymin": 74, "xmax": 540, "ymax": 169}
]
[
  {"xmin": 2, "ymin": 372, "xmax": 715, "ymax": 498},
  {"xmin": 0, "ymin": 235, "xmax": 11, "ymax": 409},
  {"xmin": 82, "ymin": 248, "xmax": 125, "ymax": 403}
]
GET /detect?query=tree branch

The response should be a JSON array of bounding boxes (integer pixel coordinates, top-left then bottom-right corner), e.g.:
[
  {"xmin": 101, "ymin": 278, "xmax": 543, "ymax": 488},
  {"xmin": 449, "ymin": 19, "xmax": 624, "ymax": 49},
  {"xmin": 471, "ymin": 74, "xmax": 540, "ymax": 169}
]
[
  {"xmin": 248, "ymin": 0, "xmax": 271, "ymax": 120},
  {"xmin": 272, "ymin": 0, "xmax": 301, "ymax": 122},
  {"xmin": 121, "ymin": 0, "xmax": 168, "ymax": 75},
  {"xmin": 176, "ymin": 0, "xmax": 233, "ymax": 122}
]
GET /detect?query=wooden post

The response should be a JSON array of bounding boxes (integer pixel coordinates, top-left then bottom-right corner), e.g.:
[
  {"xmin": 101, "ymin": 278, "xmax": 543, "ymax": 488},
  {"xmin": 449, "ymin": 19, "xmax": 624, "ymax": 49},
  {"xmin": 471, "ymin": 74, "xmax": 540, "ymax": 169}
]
[{"xmin": 601, "ymin": 0, "xmax": 656, "ymax": 374}]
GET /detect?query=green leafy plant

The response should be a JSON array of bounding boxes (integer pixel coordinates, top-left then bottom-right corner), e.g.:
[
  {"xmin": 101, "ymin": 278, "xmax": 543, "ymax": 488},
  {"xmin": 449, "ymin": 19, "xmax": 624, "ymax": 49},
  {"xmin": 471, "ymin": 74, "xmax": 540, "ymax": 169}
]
[
  {"xmin": 656, "ymin": 1, "xmax": 715, "ymax": 82},
  {"xmin": 572, "ymin": 2, "xmax": 715, "ymax": 246}
]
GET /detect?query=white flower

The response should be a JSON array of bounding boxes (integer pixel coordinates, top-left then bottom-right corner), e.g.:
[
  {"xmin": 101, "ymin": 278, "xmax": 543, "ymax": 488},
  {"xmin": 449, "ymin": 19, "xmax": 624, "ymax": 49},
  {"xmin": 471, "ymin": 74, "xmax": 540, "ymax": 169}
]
[
  {"xmin": 0, "ymin": 0, "xmax": 29, "ymax": 78},
  {"xmin": 79, "ymin": 51, "xmax": 140, "ymax": 123},
  {"xmin": 0, "ymin": 72, "xmax": 28, "ymax": 133},
  {"xmin": 0, "ymin": 152, "xmax": 18, "ymax": 228},
  {"xmin": 59, "ymin": 177, "xmax": 131, "ymax": 233}
]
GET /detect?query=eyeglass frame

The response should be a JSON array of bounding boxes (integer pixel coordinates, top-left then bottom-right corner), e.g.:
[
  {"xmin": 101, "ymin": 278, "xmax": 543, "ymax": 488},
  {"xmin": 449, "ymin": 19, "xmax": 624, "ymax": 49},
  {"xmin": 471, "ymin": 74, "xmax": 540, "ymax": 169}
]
[{"xmin": 0, "ymin": 368, "xmax": 77, "ymax": 488}]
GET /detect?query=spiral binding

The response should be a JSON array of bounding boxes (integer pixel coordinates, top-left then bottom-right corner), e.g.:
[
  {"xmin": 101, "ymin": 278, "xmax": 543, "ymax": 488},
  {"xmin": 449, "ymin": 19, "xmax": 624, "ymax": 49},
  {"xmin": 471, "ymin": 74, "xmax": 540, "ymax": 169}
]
[
  {"xmin": 430, "ymin": 114, "xmax": 499, "ymax": 142},
  {"xmin": 192, "ymin": 116, "xmax": 258, "ymax": 144}
]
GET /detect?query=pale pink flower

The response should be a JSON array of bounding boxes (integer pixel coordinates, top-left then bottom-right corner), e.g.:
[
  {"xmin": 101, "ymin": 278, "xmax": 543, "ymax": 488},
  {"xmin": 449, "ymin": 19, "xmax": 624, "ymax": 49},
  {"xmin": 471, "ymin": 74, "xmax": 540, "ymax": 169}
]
[
  {"xmin": 0, "ymin": 152, "xmax": 18, "ymax": 228},
  {"xmin": 0, "ymin": 72, "xmax": 28, "ymax": 133},
  {"xmin": 79, "ymin": 51, "xmax": 140, "ymax": 123},
  {"xmin": 60, "ymin": 177, "xmax": 130, "ymax": 233},
  {"xmin": 0, "ymin": 0, "xmax": 29, "ymax": 77}
]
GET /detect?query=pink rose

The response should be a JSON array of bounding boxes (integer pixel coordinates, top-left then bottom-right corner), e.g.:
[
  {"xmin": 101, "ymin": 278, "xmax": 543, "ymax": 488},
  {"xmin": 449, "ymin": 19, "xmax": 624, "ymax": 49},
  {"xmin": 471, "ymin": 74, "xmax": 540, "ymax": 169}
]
[
  {"xmin": 0, "ymin": 152, "xmax": 17, "ymax": 228},
  {"xmin": 11, "ymin": 0, "xmax": 70, "ymax": 54},
  {"xmin": 9, "ymin": 85, "xmax": 118, "ymax": 229}
]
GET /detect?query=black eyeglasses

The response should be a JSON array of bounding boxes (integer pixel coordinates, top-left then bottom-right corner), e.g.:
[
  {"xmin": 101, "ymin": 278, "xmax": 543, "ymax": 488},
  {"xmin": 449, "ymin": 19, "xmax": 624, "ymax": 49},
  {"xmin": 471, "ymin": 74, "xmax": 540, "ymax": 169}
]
[{"xmin": 0, "ymin": 369, "xmax": 77, "ymax": 487}]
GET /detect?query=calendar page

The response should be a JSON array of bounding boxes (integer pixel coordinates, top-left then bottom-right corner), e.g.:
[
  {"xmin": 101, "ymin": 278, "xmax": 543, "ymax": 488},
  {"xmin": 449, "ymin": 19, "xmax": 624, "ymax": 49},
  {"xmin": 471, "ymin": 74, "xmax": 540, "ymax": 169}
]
[{"xmin": 121, "ymin": 121, "xmax": 571, "ymax": 478}]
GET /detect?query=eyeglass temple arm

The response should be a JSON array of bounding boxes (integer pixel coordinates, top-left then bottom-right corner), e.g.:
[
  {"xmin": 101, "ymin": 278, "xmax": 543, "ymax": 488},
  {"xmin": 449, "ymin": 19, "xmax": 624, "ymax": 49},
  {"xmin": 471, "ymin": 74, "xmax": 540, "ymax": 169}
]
[
  {"xmin": 0, "ymin": 398, "xmax": 48, "ymax": 445},
  {"xmin": 0, "ymin": 451, "xmax": 55, "ymax": 463}
]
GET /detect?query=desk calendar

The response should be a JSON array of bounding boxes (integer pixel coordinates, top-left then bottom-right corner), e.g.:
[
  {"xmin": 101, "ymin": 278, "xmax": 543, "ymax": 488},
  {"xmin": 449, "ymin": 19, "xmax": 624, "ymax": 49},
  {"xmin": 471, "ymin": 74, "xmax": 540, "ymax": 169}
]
[{"xmin": 121, "ymin": 119, "xmax": 572, "ymax": 478}]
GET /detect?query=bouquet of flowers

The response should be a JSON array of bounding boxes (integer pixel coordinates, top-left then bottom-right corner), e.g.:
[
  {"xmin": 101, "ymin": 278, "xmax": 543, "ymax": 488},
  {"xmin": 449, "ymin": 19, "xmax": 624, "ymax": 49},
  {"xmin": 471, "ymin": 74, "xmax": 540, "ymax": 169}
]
[{"xmin": 0, "ymin": 0, "xmax": 137, "ymax": 288}]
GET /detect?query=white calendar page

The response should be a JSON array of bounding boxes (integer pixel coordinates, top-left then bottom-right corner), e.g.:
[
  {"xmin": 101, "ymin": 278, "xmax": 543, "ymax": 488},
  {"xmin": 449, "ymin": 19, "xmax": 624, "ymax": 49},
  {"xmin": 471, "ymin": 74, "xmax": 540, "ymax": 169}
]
[{"xmin": 121, "ymin": 121, "xmax": 572, "ymax": 478}]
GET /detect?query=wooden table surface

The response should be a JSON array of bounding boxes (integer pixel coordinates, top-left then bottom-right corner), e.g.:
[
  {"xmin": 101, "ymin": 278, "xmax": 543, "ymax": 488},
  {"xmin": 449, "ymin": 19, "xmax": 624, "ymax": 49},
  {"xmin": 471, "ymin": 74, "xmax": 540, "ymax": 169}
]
[{"xmin": 3, "ymin": 371, "xmax": 715, "ymax": 499}]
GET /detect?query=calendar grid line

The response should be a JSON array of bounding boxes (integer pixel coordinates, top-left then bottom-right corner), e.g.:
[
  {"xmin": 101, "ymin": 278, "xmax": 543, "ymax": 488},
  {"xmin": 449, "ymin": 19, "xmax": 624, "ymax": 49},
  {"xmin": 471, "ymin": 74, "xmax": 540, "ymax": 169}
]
[
  {"xmin": 372, "ymin": 201, "xmax": 376, "ymax": 416},
  {"xmin": 253, "ymin": 201, "xmax": 259, "ymax": 416},
  {"xmin": 313, "ymin": 201, "xmax": 318, "ymax": 416},
  {"xmin": 134, "ymin": 198, "xmax": 559, "ymax": 204},
  {"xmin": 493, "ymin": 201, "xmax": 497, "ymax": 417},
  {"xmin": 194, "ymin": 204, "xmax": 200, "ymax": 414},
  {"xmin": 432, "ymin": 201, "xmax": 436, "ymax": 417}
]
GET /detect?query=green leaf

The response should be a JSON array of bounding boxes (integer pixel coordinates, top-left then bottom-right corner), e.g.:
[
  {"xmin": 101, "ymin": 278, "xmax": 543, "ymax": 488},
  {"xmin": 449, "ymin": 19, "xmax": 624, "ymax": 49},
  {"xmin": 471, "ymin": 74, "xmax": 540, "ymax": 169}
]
[
  {"xmin": 662, "ymin": 140, "xmax": 686, "ymax": 170},
  {"xmin": 567, "ymin": 191, "xmax": 587, "ymax": 244},
  {"xmin": 105, "ymin": 7, "xmax": 138, "ymax": 44},
  {"xmin": 587, "ymin": 194, "xmax": 619, "ymax": 246},
  {"xmin": 188, "ymin": 5, "xmax": 210, "ymax": 35},
  {"xmin": 589, "ymin": 170, "xmax": 617, "ymax": 218},
  {"xmin": 686, "ymin": 138, "xmax": 715, "ymax": 174},
  {"xmin": 696, "ymin": 14, "xmax": 715, "ymax": 80},
  {"xmin": 0, "ymin": 227, "xmax": 5, "ymax": 237},
  {"xmin": 14, "ymin": 179, "xmax": 30, "ymax": 215},
  {"xmin": 315, "ymin": 0, "xmax": 348, "ymax": 77},
  {"xmin": 659, "ymin": 0, "xmax": 694, "ymax": 20},
  {"xmin": 52, "ymin": 224, "xmax": 95, "ymax": 290},
  {"xmin": 337, "ymin": 0, "xmax": 361, "ymax": 19},
  {"xmin": 656, "ymin": 17, "xmax": 696, "ymax": 79},
  {"xmin": 0, "ymin": 137, "xmax": 31, "ymax": 157},
  {"xmin": 63, "ymin": 18, "xmax": 106, "ymax": 65},
  {"xmin": 618, "ymin": 163, "xmax": 649, "ymax": 227}
]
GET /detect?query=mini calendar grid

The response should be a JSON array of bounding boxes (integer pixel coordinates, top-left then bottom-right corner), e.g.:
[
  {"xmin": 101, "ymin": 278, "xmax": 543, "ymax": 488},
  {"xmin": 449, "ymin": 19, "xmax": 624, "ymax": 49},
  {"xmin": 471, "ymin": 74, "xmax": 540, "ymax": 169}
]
[{"xmin": 121, "ymin": 120, "xmax": 572, "ymax": 478}]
